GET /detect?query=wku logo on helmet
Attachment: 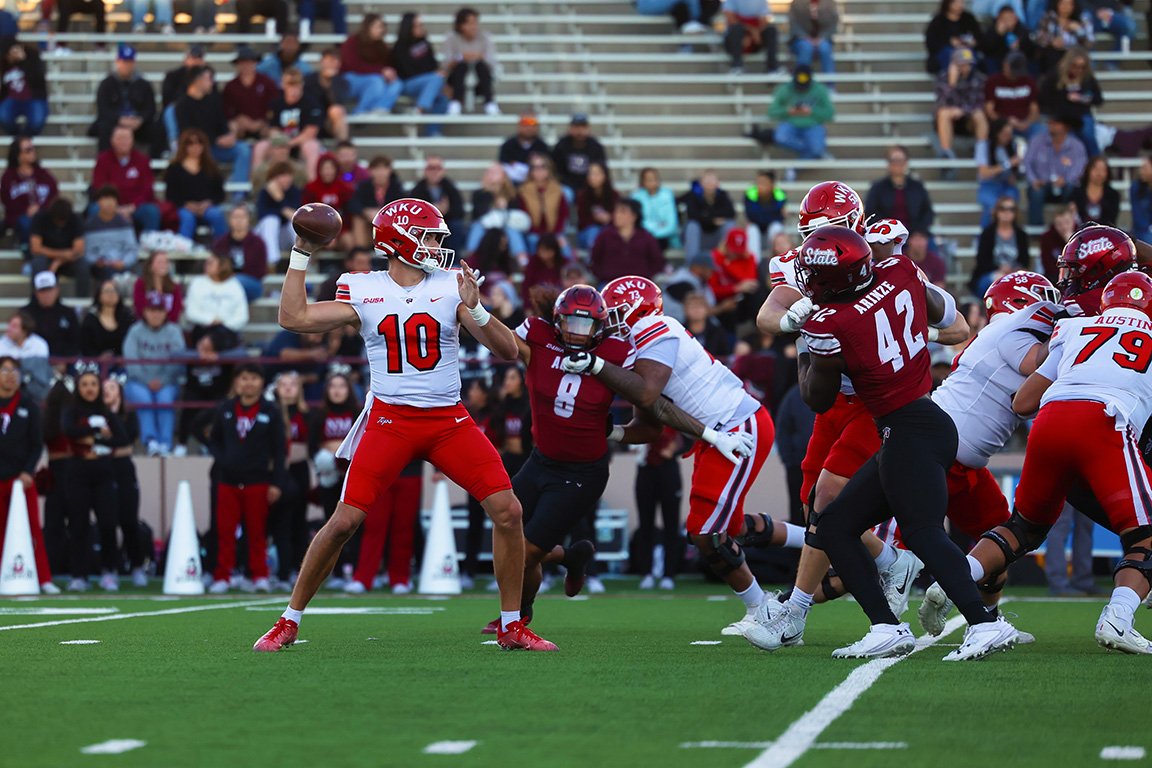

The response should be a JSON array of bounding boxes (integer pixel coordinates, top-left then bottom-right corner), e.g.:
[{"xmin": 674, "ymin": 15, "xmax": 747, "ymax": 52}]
[
  {"xmin": 382, "ymin": 201, "xmax": 424, "ymax": 217},
  {"xmin": 832, "ymin": 184, "xmax": 856, "ymax": 206}
]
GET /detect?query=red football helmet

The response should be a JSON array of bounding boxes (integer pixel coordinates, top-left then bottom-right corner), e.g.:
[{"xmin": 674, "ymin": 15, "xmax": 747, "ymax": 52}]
[
  {"xmin": 983, "ymin": 271, "xmax": 1061, "ymax": 319},
  {"xmin": 553, "ymin": 284, "xmax": 608, "ymax": 352},
  {"xmin": 1057, "ymin": 225, "xmax": 1136, "ymax": 300},
  {"xmin": 797, "ymin": 226, "xmax": 874, "ymax": 303},
  {"xmin": 797, "ymin": 182, "xmax": 865, "ymax": 238},
  {"xmin": 372, "ymin": 198, "xmax": 453, "ymax": 273},
  {"xmin": 601, "ymin": 276, "xmax": 663, "ymax": 334},
  {"xmin": 1101, "ymin": 271, "xmax": 1152, "ymax": 318}
]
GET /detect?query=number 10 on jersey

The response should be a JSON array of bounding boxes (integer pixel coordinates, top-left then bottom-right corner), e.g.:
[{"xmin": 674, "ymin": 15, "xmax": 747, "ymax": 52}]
[{"xmin": 377, "ymin": 313, "xmax": 443, "ymax": 374}]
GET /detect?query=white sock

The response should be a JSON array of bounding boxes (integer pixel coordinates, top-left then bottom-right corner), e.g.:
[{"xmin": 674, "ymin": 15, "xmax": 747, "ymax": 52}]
[
  {"xmin": 874, "ymin": 543, "xmax": 898, "ymax": 571},
  {"xmin": 967, "ymin": 555, "xmax": 985, "ymax": 582},
  {"xmin": 282, "ymin": 607, "xmax": 302, "ymax": 624},
  {"xmin": 500, "ymin": 610, "xmax": 521, "ymax": 631},
  {"xmin": 736, "ymin": 581, "xmax": 765, "ymax": 610},
  {"xmin": 782, "ymin": 522, "xmax": 806, "ymax": 549},
  {"xmin": 1109, "ymin": 586, "xmax": 1141, "ymax": 621},
  {"xmin": 788, "ymin": 588, "xmax": 814, "ymax": 614}
]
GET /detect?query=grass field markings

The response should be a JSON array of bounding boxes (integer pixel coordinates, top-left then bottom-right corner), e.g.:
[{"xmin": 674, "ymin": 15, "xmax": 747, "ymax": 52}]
[
  {"xmin": 480, "ymin": 640, "xmax": 499, "ymax": 645},
  {"xmin": 0, "ymin": 598, "xmax": 283, "ymax": 632},
  {"xmin": 79, "ymin": 739, "xmax": 147, "ymax": 755},
  {"xmin": 568, "ymin": 595, "xmax": 590, "ymax": 601},
  {"xmin": 1100, "ymin": 746, "xmax": 1146, "ymax": 760},
  {"xmin": 690, "ymin": 640, "xmax": 723, "ymax": 645},
  {"xmin": 423, "ymin": 741, "xmax": 478, "ymax": 755},
  {"xmin": 0, "ymin": 607, "xmax": 120, "ymax": 615},
  {"xmin": 707, "ymin": 596, "xmax": 731, "ymax": 602},
  {"xmin": 742, "ymin": 613, "xmax": 969, "ymax": 768},
  {"xmin": 681, "ymin": 741, "xmax": 907, "ymax": 750},
  {"xmin": 243, "ymin": 607, "xmax": 446, "ymax": 615},
  {"xmin": 60, "ymin": 640, "xmax": 101, "ymax": 644}
]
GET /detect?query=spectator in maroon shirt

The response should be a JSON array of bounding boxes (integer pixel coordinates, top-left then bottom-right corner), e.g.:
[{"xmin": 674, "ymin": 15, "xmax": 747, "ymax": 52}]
[
  {"xmin": 304, "ymin": 155, "xmax": 355, "ymax": 250},
  {"xmin": 520, "ymin": 234, "xmax": 568, "ymax": 305},
  {"xmin": 332, "ymin": 139, "xmax": 370, "ymax": 186},
  {"xmin": 983, "ymin": 52, "xmax": 1041, "ymax": 140},
  {"xmin": 589, "ymin": 199, "xmax": 665, "ymax": 285},
  {"xmin": 222, "ymin": 46, "xmax": 280, "ymax": 141},
  {"xmin": 89, "ymin": 125, "xmax": 160, "ymax": 232},
  {"xmin": 904, "ymin": 229, "xmax": 948, "ymax": 287},
  {"xmin": 132, "ymin": 251, "xmax": 183, "ymax": 323},
  {"xmin": 213, "ymin": 206, "xmax": 267, "ymax": 301},
  {"xmin": 339, "ymin": 14, "xmax": 403, "ymax": 114},
  {"xmin": 0, "ymin": 136, "xmax": 56, "ymax": 247}
]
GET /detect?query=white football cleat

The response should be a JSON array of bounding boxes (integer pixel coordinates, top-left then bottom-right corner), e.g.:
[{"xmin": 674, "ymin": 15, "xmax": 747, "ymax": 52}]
[
  {"xmin": 741, "ymin": 598, "xmax": 806, "ymax": 652},
  {"xmin": 638, "ymin": 574, "xmax": 656, "ymax": 590},
  {"xmin": 1016, "ymin": 630, "xmax": 1036, "ymax": 645},
  {"xmin": 917, "ymin": 582, "xmax": 954, "ymax": 636},
  {"xmin": 943, "ymin": 617, "xmax": 1019, "ymax": 661},
  {"xmin": 1095, "ymin": 605, "xmax": 1152, "ymax": 654},
  {"xmin": 99, "ymin": 572, "xmax": 119, "ymax": 592},
  {"xmin": 66, "ymin": 577, "xmax": 88, "ymax": 592},
  {"xmin": 392, "ymin": 583, "xmax": 411, "ymax": 595},
  {"xmin": 586, "ymin": 577, "xmax": 606, "ymax": 594},
  {"xmin": 880, "ymin": 548, "xmax": 923, "ymax": 620},
  {"xmin": 659, "ymin": 577, "xmax": 676, "ymax": 590},
  {"xmin": 209, "ymin": 579, "xmax": 230, "ymax": 594},
  {"xmin": 40, "ymin": 581, "xmax": 61, "ymax": 595},
  {"xmin": 343, "ymin": 580, "xmax": 366, "ymax": 594},
  {"xmin": 253, "ymin": 578, "xmax": 271, "ymax": 593},
  {"xmin": 131, "ymin": 567, "xmax": 148, "ymax": 588},
  {"xmin": 832, "ymin": 623, "xmax": 916, "ymax": 659}
]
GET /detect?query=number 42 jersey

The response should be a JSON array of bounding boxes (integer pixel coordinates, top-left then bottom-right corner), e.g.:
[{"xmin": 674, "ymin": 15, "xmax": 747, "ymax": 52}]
[{"xmin": 336, "ymin": 268, "xmax": 464, "ymax": 408}]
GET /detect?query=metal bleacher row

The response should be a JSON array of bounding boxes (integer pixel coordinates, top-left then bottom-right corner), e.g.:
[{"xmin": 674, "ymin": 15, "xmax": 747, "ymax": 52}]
[{"xmin": 4, "ymin": 0, "xmax": 1150, "ymax": 339}]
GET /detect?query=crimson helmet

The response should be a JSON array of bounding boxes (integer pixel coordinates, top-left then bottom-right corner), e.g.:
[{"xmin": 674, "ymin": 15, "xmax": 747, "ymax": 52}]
[
  {"xmin": 1057, "ymin": 225, "xmax": 1136, "ymax": 300},
  {"xmin": 372, "ymin": 198, "xmax": 454, "ymax": 273},
  {"xmin": 601, "ymin": 276, "xmax": 663, "ymax": 334},
  {"xmin": 553, "ymin": 285, "xmax": 608, "ymax": 352},
  {"xmin": 1101, "ymin": 271, "xmax": 1152, "ymax": 319},
  {"xmin": 797, "ymin": 226, "xmax": 874, "ymax": 303},
  {"xmin": 983, "ymin": 271, "xmax": 1061, "ymax": 319},
  {"xmin": 797, "ymin": 182, "xmax": 865, "ymax": 238}
]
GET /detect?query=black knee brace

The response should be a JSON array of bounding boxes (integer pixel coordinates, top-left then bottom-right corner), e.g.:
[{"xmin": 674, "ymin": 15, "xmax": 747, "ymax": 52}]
[
  {"xmin": 805, "ymin": 509, "xmax": 823, "ymax": 549},
  {"xmin": 820, "ymin": 570, "xmax": 844, "ymax": 601},
  {"xmin": 979, "ymin": 509, "xmax": 1050, "ymax": 567},
  {"xmin": 735, "ymin": 513, "xmax": 776, "ymax": 548},
  {"xmin": 978, "ymin": 571, "xmax": 1006, "ymax": 596},
  {"xmin": 1113, "ymin": 525, "xmax": 1152, "ymax": 587},
  {"xmin": 705, "ymin": 533, "xmax": 746, "ymax": 576}
]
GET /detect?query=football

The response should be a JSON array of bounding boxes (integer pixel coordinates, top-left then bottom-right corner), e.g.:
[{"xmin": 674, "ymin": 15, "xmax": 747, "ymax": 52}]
[{"xmin": 291, "ymin": 203, "xmax": 342, "ymax": 245}]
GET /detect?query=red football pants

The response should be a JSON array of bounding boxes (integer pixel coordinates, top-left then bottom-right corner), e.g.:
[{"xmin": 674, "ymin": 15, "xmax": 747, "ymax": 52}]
[
  {"xmin": 214, "ymin": 483, "xmax": 270, "ymax": 581},
  {"xmin": 0, "ymin": 478, "xmax": 51, "ymax": 582},
  {"xmin": 799, "ymin": 394, "xmax": 880, "ymax": 505},
  {"xmin": 353, "ymin": 475, "xmax": 422, "ymax": 589},
  {"xmin": 687, "ymin": 406, "xmax": 775, "ymax": 536}
]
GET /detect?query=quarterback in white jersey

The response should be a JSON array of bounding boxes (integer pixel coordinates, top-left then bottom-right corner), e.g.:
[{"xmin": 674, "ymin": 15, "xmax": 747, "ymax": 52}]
[
  {"xmin": 254, "ymin": 199, "xmax": 559, "ymax": 653},
  {"xmin": 965, "ymin": 271, "xmax": 1152, "ymax": 654},
  {"xmin": 561, "ymin": 275, "xmax": 804, "ymax": 633}
]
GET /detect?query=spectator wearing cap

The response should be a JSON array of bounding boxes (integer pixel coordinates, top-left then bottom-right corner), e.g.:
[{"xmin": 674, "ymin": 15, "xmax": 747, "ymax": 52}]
[
  {"xmin": 224, "ymin": 47, "xmax": 280, "ymax": 142},
  {"xmin": 123, "ymin": 295, "xmax": 186, "ymax": 455},
  {"xmin": 304, "ymin": 48, "xmax": 351, "ymax": 141},
  {"xmin": 348, "ymin": 154, "xmax": 405, "ymax": 247},
  {"xmin": 678, "ymin": 170, "xmax": 736, "ymax": 258},
  {"xmin": 161, "ymin": 45, "xmax": 207, "ymax": 143},
  {"xmin": 768, "ymin": 65, "xmax": 834, "ymax": 176},
  {"xmin": 631, "ymin": 167, "xmax": 679, "ymax": 251},
  {"xmin": 90, "ymin": 125, "xmax": 161, "ymax": 233},
  {"xmin": 84, "ymin": 186, "xmax": 138, "ymax": 282},
  {"xmin": 589, "ymin": 199, "xmax": 665, "ymax": 285},
  {"xmin": 30, "ymin": 200, "xmax": 87, "ymax": 297},
  {"xmin": 251, "ymin": 135, "xmax": 307, "ymax": 190},
  {"xmin": 499, "ymin": 113, "xmax": 550, "ymax": 184},
  {"xmin": 258, "ymin": 30, "xmax": 314, "ymax": 83},
  {"xmin": 130, "ymin": 0, "xmax": 174, "ymax": 33},
  {"xmin": 410, "ymin": 155, "xmax": 465, "ymax": 255},
  {"xmin": 0, "ymin": 314, "xmax": 51, "ymax": 399},
  {"xmin": 339, "ymin": 14, "xmax": 403, "ymax": 115},
  {"xmin": 979, "ymin": 5, "xmax": 1032, "ymax": 77},
  {"xmin": 551, "ymin": 114, "xmax": 607, "ymax": 201},
  {"xmin": 443, "ymin": 7, "xmax": 500, "ymax": 116},
  {"xmin": 1024, "ymin": 115, "xmax": 1086, "ymax": 225},
  {"xmin": 393, "ymin": 13, "xmax": 448, "ymax": 119},
  {"xmin": 934, "ymin": 47, "xmax": 988, "ymax": 181},
  {"xmin": 1038, "ymin": 48, "xmax": 1103, "ymax": 157},
  {"xmin": 252, "ymin": 68, "xmax": 324, "ymax": 183},
  {"xmin": 662, "ymin": 253, "xmax": 716, "ymax": 322},
  {"xmin": 744, "ymin": 170, "xmax": 786, "ymax": 258},
  {"xmin": 213, "ymin": 206, "xmax": 268, "ymax": 301},
  {"xmin": 723, "ymin": 0, "xmax": 779, "ymax": 74},
  {"xmin": 984, "ymin": 52, "xmax": 1041, "ymax": 141},
  {"xmin": 255, "ymin": 161, "xmax": 303, "ymax": 270},
  {"xmin": 1, "ymin": 137, "xmax": 57, "ymax": 248},
  {"xmin": 789, "ymin": 0, "xmax": 838, "ymax": 76},
  {"xmin": 924, "ymin": 0, "xmax": 981, "ymax": 75},
  {"xmin": 235, "ymin": 0, "xmax": 288, "ymax": 35},
  {"xmin": 297, "ymin": 0, "xmax": 347, "ymax": 37},
  {"xmin": 22, "ymin": 271, "xmax": 81, "ymax": 358},
  {"xmin": 166, "ymin": 128, "xmax": 228, "ymax": 240},
  {"xmin": 0, "ymin": 37, "xmax": 49, "ymax": 136},
  {"xmin": 709, "ymin": 228, "xmax": 762, "ymax": 333},
  {"xmin": 864, "ymin": 145, "xmax": 936, "ymax": 235},
  {"xmin": 174, "ymin": 66, "xmax": 252, "ymax": 190},
  {"xmin": 91, "ymin": 45, "xmax": 156, "ymax": 152}
]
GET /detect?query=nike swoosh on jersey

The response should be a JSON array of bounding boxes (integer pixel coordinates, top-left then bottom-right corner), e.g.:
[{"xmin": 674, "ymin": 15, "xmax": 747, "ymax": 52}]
[
  {"xmin": 431, "ymin": 297, "xmax": 443, "ymax": 302},
  {"xmin": 455, "ymin": 416, "xmax": 468, "ymax": 423}
]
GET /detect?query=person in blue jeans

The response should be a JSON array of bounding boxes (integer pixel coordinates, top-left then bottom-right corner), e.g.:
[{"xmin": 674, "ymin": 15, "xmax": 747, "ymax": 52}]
[
  {"xmin": 789, "ymin": 0, "xmax": 839, "ymax": 76},
  {"xmin": 297, "ymin": 0, "xmax": 346, "ymax": 35},
  {"xmin": 393, "ymin": 13, "xmax": 447, "ymax": 116},
  {"xmin": 130, "ymin": 0, "xmax": 173, "ymax": 31},
  {"xmin": 1083, "ymin": 0, "xmax": 1135, "ymax": 51},
  {"xmin": 123, "ymin": 298, "xmax": 186, "ymax": 455},
  {"xmin": 769, "ymin": 65, "xmax": 834, "ymax": 165},
  {"xmin": 636, "ymin": 0, "xmax": 707, "ymax": 32},
  {"xmin": 338, "ymin": 14, "xmax": 403, "ymax": 114},
  {"xmin": 165, "ymin": 128, "xmax": 228, "ymax": 240},
  {"xmin": 0, "ymin": 39, "xmax": 49, "ymax": 136},
  {"xmin": 976, "ymin": 119, "xmax": 1024, "ymax": 227}
]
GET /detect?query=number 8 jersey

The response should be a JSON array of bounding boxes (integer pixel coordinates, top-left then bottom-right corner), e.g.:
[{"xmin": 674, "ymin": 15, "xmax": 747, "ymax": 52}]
[
  {"xmin": 516, "ymin": 317, "xmax": 636, "ymax": 462},
  {"xmin": 336, "ymin": 268, "xmax": 463, "ymax": 408}
]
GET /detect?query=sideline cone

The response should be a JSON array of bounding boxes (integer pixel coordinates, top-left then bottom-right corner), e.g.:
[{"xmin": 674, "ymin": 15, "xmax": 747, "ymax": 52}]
[
  {"xmin": 0, "ymin": 485, "xmax": 39, "ymax": 595},
  {"xmin": 163, "ymin": 481, "xmax": 205, "ymax": 595},
  {"xmin": 418, "ymin": 480, "xmax": 462, "ymax": 595}
]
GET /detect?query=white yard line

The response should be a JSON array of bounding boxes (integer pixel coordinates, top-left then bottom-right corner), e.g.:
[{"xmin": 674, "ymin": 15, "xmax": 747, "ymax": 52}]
[
  {"xmin": 0, "ymin": 598, "xmax": 282, "ymax": 632},
  {"xmin": 743, "ymin": 613, "xmax": 970, "ymax": 768},
  {"xmin": 423, "ymin": 741, "xmax": 478, "ymax": 755}
]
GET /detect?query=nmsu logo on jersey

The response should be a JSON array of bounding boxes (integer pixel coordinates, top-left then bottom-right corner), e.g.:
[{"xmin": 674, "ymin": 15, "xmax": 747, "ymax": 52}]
[
  {"xmin": 804, "ymin": 246, "xmax": 839, "ymax": 266},
  {"xmin": 1078, "ymin": 237, "xmax": 1115, "ymax": 258}
]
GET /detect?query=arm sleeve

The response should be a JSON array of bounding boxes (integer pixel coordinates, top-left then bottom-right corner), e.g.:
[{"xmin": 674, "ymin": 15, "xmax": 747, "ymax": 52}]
[
  {"xmin": 1035, "ymin": 333, "xmax": 1063, "ymax": 381},
  {"xmin": 925, "ymin": 280, "xmax": 957, "ymax": 328},
  {"xmin": 22, "ymin": 403, "xmax": 41, "ymax": 476}
]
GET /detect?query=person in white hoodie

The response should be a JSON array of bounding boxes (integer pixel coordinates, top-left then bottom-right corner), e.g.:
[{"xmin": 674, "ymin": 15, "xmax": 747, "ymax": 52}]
[{"xmin": 183, "ymin": 251, "xmax": 250, "ymax": 350}]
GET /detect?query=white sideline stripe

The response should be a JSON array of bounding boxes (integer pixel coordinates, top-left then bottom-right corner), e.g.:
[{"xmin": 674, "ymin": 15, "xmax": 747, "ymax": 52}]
[
  {"xmin": 80, "ymin": 739, "xmax": 146, "ymax": 755},
  {"xmin": 743, "ymin": 614, "xmax": 969, "ymax": 768},
  {"xmin": 480, "ymin": 640, "xmax": 499, "ymax": 645},
  {"xmin": 423, "ymin": 741, "xmax": 478, "ymax": 755},
  {"xmin": 691, "ymin": 640, "xmax": 723, "ymax": 645},
  {"xmin": 60, "ymin": 639, "xmax": 101, "ymax": 644},
  {"xmin": 706, "ymin": 596, "xmax": 730, "ymax": 602},
  {"xmin": 0, "ymin": 598, "xmax": 282, "ymax": 631},
  {"xmin": 1101, "ymin": 746, "xmax": 1146, "ymax": 760},
  {"xmin": 0, "ymin": 607, "xmax": 119, "ymax": 615},
  {"xmin": 682, "ymin": 741, "xmax": 907, "ymax": 750}
]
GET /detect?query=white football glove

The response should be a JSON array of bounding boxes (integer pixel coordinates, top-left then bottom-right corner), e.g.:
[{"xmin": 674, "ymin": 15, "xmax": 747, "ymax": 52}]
[
  {"xmin": 703, "ymin": 427, "xmax": 756, "ymax": 464},
  {"xmin": 560, "ymin": 352, "xmax": 604, "ymax": 375},
  {"xmin": 779, "ymin": 296, "xmax": 815, "ymax": 333}
]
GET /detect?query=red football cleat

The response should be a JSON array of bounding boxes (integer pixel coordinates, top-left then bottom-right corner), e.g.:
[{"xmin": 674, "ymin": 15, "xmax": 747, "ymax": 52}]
[
  {"xmin": 253, "ymin": 617, "xmax": 298, "ymax": 652},
  {"xmin": 482, "ymin": 614, "xmax": 530, "ymax": 634},
  {"xmin": 496, "ymin": 620, "xmax": 558, "ymax": 651}
]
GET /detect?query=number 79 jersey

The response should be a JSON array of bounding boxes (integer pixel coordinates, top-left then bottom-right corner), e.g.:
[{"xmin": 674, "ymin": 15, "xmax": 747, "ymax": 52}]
[
  {"xmin": 516, "ymin": 317, "xmax": 636, "ymax": 463},
  {"xmin": 336, "ymin": 269, "xmax": 463, "ymax": 408},
  {"xmin": 802, "ymin": 256, "xmax": 933, "ymax": 418},
  {"xmin": 1038, "ymin": 307, "xmax": 1152, "ymax": 430}
]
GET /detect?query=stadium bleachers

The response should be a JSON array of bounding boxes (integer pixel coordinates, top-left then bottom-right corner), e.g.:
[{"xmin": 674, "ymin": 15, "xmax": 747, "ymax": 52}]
[{"xmin": 3, "ymin": 0, "xmax": 1149, "ymax": 339}]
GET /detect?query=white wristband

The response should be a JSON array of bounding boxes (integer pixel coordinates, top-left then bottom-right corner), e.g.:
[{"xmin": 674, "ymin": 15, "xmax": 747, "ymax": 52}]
[
  {"xmin": 927, "ymin": 326, "xmax": 940, "ymax": 342},
  {"xmin": 608, "ymin": 425, "xmax": 625, "ymax": 443},
  {"xmin": 590, "ymin": 355, "xmax": 604, "ymax": 375},
  {"xmin": 288, "ymin": 247, "xmax": 311, "ymax": 272},
  {"xmin": 468, "ymin": 303, "xmax": 492, "ymax": 326},
  {"xmin": 701, "ymin": 427, "xmax": 720, "ymax": 445}
]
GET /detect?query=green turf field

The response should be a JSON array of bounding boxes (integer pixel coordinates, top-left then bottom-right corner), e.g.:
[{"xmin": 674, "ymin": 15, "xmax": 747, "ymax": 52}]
[{"xmin": 1, "ymin": 579, "xmax": 1148, "ymax": 768}]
